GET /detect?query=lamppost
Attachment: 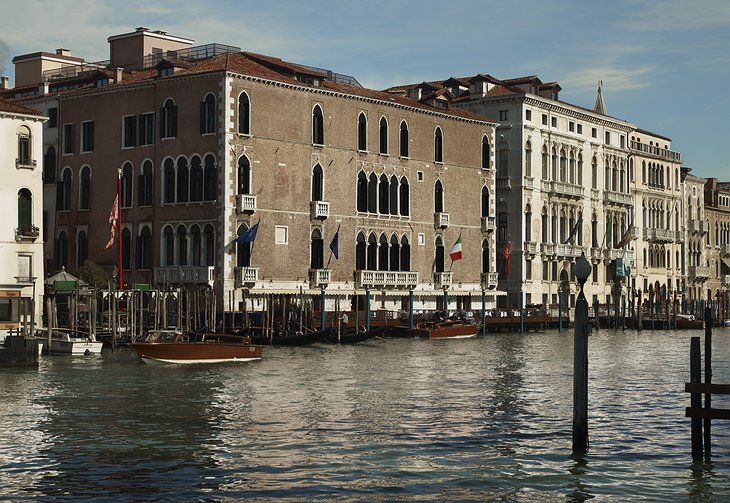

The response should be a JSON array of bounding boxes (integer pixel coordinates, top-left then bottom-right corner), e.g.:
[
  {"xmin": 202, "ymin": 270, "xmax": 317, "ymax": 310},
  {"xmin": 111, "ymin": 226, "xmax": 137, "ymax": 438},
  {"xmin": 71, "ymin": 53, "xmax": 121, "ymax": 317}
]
[{"xmin": 572, "ymin": 251, "xmax": 592, "ymax": 454}]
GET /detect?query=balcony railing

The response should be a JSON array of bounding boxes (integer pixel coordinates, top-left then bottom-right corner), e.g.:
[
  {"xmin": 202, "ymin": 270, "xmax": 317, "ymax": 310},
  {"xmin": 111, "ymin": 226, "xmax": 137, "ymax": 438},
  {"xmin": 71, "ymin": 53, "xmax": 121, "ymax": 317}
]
[
  {"xmin": 355, "ymin": 270, "xmax": 418, "ymax": 289},
  {"xmin": 480, "ymin": 272, "xmax": 499, "ymax": 289},
  {"xmin": 495, "ymin": 177, "xmax": 511, "ymax": 190},
  {"xmin": 234, "ymin": 266, "xmax": 259, "ymax": 287},
  {"xmin": 236, "ymin": 194, "xmax": 257, "ymax": 214},
  {"xmin": 15, "ymin": 226, "xmax": 39, "ymax": 242},
  {"xmin": 605, "ymin": 249, "xmax": 634, "ymax": 262},
  {"xmin": 154, "ymin": 266, "xmax": 215, "ymax": 285},
  {"xmin": 540, "ymin": 242, "xmax": 556, "ymax": 256},
  {"xmin": 308, "ymin": 268, "xmax": 331, "ymax": 287},
  {"xmin": 309, "ymin": 200, "xmax": 330, "ymax": 220},
  {"xmin": 481, "ymin": 216, "xmax": 495, "ymax": 233},
  {"xmin": 589, "ymin": 247, "xmax": 603, "ymax": 262},
  {"xmin": 523, "ymin": 176, "xmax": 536, "ymax": 190},
  {"xmin": 604, "ymin": 190, "xmax": 633, "ymax": 206},
  {"xmin": 643, "ymin": 227, "xmax": 675, "ymax": 243},
  {"xmin": 555, "ymin": 243, "xmax": 582, "ymax": 258},
  {"xmin": 689, "ymin": 266, "xmax": 710, "ymax": 279},
  {"xmin": 16, "ymin": 158, "xmax": 37, "ymax": 169},
  {"xmin": 687, "ymin": 220, "xmax": 709, "ymax": 235},
  {"xmin": 551, "ymin": 181, "xmax": 584, "ymax": 199},
  {"xmin": 524, "ymin": 241, "xmax": 538, "ymax": 257},
  {"xmin": 434, "ymin": 212, "xmax": 450, "ymax": 229},
  {"xmin": 433, "ymin": 271, "xmax": 453, "ymax": 289},
  {"xmin": 630, "ymin": 141, "xmax": 681, "ymax": 162}
]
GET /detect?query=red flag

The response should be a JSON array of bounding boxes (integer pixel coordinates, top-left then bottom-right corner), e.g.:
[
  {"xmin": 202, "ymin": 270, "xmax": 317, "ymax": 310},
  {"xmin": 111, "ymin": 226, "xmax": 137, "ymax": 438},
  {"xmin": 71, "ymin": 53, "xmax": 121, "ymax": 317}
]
[
  {"xmin": 104, "ymin": 194, "xmax": 119, "ymax": 250},
  {"xmin": 502, "ymin": 240, "xmax": 511, "ymax": 275}
]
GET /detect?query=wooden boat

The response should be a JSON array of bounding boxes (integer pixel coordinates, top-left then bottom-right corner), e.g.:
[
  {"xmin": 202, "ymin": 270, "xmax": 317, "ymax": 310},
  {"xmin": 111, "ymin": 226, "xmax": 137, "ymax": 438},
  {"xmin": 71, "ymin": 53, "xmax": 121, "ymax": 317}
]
[
  {"xmin": 676, "ymin": 314, "xmax": 703, "ymax": 330},
  {"xmin": 249, "ymin": 329, "xmax": 327, "ymax": 346},
  {"xmin": 131, "ymin": 331, "xmax": 262, "ymax": 364},
  {"xmin": 38, "ymin": 330, "xmax": 104, "ymax": 355},
  {"xmin": 323, "ymin": 326, "xmax": 385, "ymax": 344},
  {"xmin": 409, "ymin": 319, "xmax": 479, "ymax": 339}
]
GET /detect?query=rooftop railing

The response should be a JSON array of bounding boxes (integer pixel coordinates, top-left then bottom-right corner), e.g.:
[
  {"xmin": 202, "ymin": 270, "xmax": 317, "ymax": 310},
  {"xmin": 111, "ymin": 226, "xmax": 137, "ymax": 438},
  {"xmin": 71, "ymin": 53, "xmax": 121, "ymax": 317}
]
[{"xmin": 142, "ymin": 43, "xmax": 241, "ymax": 68}]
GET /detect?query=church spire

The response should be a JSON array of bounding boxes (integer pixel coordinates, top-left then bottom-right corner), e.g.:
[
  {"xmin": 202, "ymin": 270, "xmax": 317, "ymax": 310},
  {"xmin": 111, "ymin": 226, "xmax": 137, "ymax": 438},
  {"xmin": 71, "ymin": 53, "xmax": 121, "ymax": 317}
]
[{"xmin": 594, "ymin": 80, "xmax": 606, "ymax": 115}]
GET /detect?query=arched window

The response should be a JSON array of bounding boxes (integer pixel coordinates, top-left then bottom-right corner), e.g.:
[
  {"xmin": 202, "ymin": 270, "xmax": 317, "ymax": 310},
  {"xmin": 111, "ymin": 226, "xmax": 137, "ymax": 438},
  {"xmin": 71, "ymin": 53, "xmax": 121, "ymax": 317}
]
[
  {"xmin": 121, "ymin": 227, "xmax": 131, "ymax": 270},
  {"xmin": 57, "ymin": 168, "xmax": 72, "ymax": 211},
  {"xmin": 238, "ymin": 92, "xmax": 250, "ymax": 135},
  {"xmin": 122, "ymin": 162, "xmax": 133, "ymax": 207},
  {"xmin": 44, "ymin": 146, "xmax": 56, "ymax": 183},
  {"xmin": 481, "ymin": 186, "xmax": 490, "ymax": 218},
  {"xmin": 137, "ymin": 226, "xmax": 151, "ymax": 270},
  {"xmin": 163, "ymin": 225, "xmax": 174, "ymax": 266},
  {"xmin": 367, "ymin": 233, "xmax": 377, "ymax": 270},
  {"xmin": 77, "ymin": 230, "xmax": 88, "ymax": 268},
  {"xmin": 203, "ymin": 154, "xmax": 216, "ymax": 201},
  {"xmin": 177, "ymin": 225, "xmax": 188, "ymax": 266},
  {"xmin": 79, "ymin": 166, "xmax": 91, "ymax": 210},
  {"xmin": 541, "ymin": 146, "xmax": 549, "ymax": 179},
  {"xmin": 238, "ymin": 156, "xmax": 251, "ymax": 195},
  {"xmin": 138, "ymin": 160, "xmax": 153, "ymax": 206},
  {"xmin": 176, "ymin": 157, "xmax": 189, "ymax": 203},
  {"xmin": 389, "ymin": 235, "xmax": 400, "ymax": 271},
  {"xmin": 482, "ymin": 239, "xmax": 489, "ymax": 273},
  {"xmin": 434, "ymin": 180, "xmax": 444, "ymax": 213},
  {"xmin": 200, "ymin": 93, "xmax": 216, "ymax": 134},
  {"xmin": 525, "ymin": 205, "xmax": 532, "ymax": 241},
  {"xmin": 378, "ymin": 234, "xmax": 389, "ymax": 271},
  {"xmin": 383, "ymin": 176, "xmax": 396, "ymax": 217},
  {"xmin": 204, "ymin": 224, "xmax": 215, "ymax": 266},
  {"xmin": 163, "ymin": 158, "xmax": 175, "ymax": 204},
  {"xmin": 559, "ymin": 148, "xmax": 567, "ymax": 182},
  {"xmin": 399, "ymin": 178, "xmax": 410, "ymax": 217},
  {"xmin": 17, "ymin": 125, "xmax": 31, "ymax": 165},
  {"xmin": 400, "ymin": 236, "xmax": 411, "ymax": 271},
  {"xmin": 312, "ymin": 104, "xmax": 324, "ymax": 145},
  {"xmin": 524, "ymin": 141, "xmax": 532, "ymax": 176},
  {"xmin": 569, "ymin": 151, "xmax": 575, "ymax": 183},
  {"xmin": 312, "ymin": 163, "xmax": 323, "ymax": 201},
  {"xmin": 356, "ymin": 232, "xmax": 366, "ymax": 270},
  {"xmin": 357, "ymin": 112, "xmax": 367, "ymax": 151},
  {"xmin": 542, "ymin": 208, "xmax": 549, "ymax": 243},
  {"xmin": 482, "ymin": 135, "xmax": 491, "ymax": 170},
  {"xmin": 237, "ymin": 225, "xmax": 252, "ymax": 267},
  {"xmin": 56, "ymin": 231, "xmax": 68, "ymax": 269},
  {"xmin": 310, "ymin": 228, "xmax": 324, "ymax": 269},
  {"xmin": 399, "ymin": 120, "xmax": 409, "ymax": 157},
  {"xmin": 357, "ymin": 171, "xmax": 368, "ymax": 212},
  {"xmin": 18, "ymin": 189, "xmax": 32, "ymax": 233},
  {"xmin": 435, "ymin": 236, "xmax": 445, "ymax": 273},
  {"xmin": 367, "ymin": 173, "xmax": 377, "ymax": 213},
  {"xmin": 190, "ymin": 225, "xmax": 201, "ymax": 266},
  {"xmin": 434, "ymin": 126, "xmax": 443, "ymax": 163},
  {"xmin": 379, "ymin": 116, "xmax": 388, "ymax": 154},
  {"xmin": 160, "ymin": 98, "xmax": 177, "ymax": 138},
  {"xmin": 190, "ymin": 155, "xmax": 203, "ymax": 202},
  {"xmin": 591, "ymin": 156, "xmax": 598, "ymax": 189},
  {"xmin": 577, "ymin": 153, "xmax": 583, "ymax": 185},
  {"xmin": 378, "ymin": 174, "xmax": 389, "ymax": 214}
]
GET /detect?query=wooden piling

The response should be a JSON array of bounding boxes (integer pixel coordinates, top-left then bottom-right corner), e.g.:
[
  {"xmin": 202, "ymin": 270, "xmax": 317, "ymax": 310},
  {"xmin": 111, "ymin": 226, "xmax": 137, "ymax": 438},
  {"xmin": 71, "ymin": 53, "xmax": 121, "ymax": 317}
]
[
  {"xmin": 704, "ymin": 302, "xmax": 713, "ymax": 458},
  {"xmin": 690, "ymin": 336, "xmax": 703, "ymax": 459}
]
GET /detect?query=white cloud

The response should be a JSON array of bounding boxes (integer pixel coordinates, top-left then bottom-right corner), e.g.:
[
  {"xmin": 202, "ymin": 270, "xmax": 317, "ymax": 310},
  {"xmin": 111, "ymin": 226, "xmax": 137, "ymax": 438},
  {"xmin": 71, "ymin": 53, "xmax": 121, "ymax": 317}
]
[{"xmin": 562, "ymin": 65, "xmax": 655, "ymax": 93}]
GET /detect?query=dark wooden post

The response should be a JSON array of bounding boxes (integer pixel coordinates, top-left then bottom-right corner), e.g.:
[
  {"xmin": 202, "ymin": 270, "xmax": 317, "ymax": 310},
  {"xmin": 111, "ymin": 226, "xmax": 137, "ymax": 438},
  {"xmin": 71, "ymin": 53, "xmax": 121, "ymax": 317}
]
[
  {"xmin": 704, "ymin": 291, "xmax": 713, "ymax": 458},
  {"xmin": 637, "ymin": 289, "xmax": 643, "ymax": 332},
  {"xmin": 690, "ymin": 336, "xmax": 703, "ymax": 459},
  {"xmin": 572, "ymin": 252, "xmax": 591, "ymax": 454}
]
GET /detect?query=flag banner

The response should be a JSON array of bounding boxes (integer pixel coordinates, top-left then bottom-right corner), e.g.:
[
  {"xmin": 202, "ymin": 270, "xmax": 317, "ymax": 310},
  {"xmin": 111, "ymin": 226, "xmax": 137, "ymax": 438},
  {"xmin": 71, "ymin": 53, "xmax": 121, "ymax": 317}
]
[
  {"xmin": 605, "ymin": 220, "xmax": 612, "ymax": 247},
  {"xmin": 503, "ymin": 240, "xmax": 511, "ymax": 275},
  {"xmin": 329, "ymin": 224, "xmax": 340, "ymax": 260},
  {"xmin": 103, "ymin": 194, "xmax": 119, "ymax": 250},
  {"xmin": 449, "ymin": 234, "xmax": 462, "ymax": 261},
  {"xmin": 617, "ymin": 223, "xmax": 634, "ymax": 248},
  {"xmin": 236, "ymin": 221, "xmax": 259, "ymax": 243},
  {"xmin": 564, "ymin": 217, "xmax": 582, "ymax": 245}
]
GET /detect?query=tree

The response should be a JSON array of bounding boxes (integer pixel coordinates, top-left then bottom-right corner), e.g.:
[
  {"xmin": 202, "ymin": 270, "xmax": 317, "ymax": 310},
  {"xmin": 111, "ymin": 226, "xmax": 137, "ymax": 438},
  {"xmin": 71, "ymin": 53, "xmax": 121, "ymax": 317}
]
[{"xmin": 76, "ymin": 260, "xmax": 111, "ymax": 288}]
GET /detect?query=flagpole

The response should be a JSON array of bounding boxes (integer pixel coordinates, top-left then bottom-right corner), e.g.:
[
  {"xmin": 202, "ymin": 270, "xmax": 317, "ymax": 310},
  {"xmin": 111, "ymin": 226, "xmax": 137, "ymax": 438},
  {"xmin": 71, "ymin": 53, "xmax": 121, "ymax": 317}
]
[{"xmin": 117, "ymin": 168, "xmax": 122, "ymax": 292}]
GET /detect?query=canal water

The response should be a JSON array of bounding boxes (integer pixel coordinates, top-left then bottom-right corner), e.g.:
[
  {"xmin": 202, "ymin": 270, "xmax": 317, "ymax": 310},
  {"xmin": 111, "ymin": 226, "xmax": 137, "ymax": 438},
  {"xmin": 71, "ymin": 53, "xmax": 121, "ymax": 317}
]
[{"xmin": 1, "ymin": 328, "xmax": 729, "ymax": 501}]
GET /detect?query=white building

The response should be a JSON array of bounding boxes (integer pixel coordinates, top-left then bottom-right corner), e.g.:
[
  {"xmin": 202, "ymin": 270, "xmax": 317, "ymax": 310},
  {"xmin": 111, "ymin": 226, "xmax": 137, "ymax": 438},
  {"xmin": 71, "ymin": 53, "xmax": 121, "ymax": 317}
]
[
  {"xmin": 682, "ymin": 168, "xmax": 709, "ymax": 304},
  {"xmin": 0, "ymin": 98, "xmax": 46, "ymax": 339}
]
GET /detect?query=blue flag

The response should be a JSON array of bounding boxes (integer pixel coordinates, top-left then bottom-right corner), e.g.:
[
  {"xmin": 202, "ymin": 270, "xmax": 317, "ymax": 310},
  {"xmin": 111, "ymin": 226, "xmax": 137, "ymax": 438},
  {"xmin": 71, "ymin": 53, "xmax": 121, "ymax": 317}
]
[
  {"xmin": 236, "ymin": 222, "xmax": 259, "ymax": 243},
  {"xmin": 329, "ymin": 225, "xmax": 340, "ymax": 259}
]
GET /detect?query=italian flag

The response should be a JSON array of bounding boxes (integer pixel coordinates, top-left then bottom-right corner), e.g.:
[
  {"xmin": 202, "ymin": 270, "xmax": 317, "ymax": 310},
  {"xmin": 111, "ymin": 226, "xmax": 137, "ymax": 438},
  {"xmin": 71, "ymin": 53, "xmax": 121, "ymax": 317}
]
[{"xmin": 449, "ymin": 234, "xmax": 462, "ymax": 261}]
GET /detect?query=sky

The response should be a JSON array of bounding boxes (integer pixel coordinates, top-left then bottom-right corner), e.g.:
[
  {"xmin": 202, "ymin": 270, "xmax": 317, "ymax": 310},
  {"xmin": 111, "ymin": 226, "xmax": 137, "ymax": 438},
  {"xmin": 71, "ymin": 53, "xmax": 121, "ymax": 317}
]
[{"xmin": 2, "ymin": 0, "xmax": 729, "ymax": 178}]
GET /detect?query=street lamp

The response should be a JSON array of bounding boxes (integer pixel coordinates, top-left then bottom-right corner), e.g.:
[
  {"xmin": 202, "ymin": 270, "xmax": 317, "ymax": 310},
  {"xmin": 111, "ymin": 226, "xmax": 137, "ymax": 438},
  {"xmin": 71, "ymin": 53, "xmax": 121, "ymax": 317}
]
[{"xmin": 573, "ymin": 251, "xmax": 591, "ymax": 454}]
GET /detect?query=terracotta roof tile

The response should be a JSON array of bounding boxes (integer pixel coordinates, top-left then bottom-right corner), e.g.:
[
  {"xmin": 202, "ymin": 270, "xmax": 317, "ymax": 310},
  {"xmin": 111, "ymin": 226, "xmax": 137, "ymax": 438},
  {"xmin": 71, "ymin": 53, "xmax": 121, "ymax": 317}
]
[{"xmin": 0, "ymin": 98, "xmax": 44, "ymax": 116}]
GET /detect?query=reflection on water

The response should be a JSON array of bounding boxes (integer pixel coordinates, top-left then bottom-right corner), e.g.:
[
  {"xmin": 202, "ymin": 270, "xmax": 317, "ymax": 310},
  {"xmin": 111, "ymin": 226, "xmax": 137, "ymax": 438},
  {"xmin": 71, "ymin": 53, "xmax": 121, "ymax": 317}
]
[{"xmin": 0, "ymin": 329, "xmax": 729, "ymax": 501}]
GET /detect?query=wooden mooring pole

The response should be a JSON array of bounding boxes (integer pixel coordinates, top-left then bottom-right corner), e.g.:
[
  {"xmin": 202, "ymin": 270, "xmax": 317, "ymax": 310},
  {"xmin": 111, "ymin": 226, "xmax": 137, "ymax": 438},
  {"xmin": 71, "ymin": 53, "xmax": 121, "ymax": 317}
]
[
  {"xmin": 690, "ymin": 337, "xmax": 703, "ymax": 459},
  {"xmin": 704, "ymin": 300, "xmax": 712, "ymax": 457}
]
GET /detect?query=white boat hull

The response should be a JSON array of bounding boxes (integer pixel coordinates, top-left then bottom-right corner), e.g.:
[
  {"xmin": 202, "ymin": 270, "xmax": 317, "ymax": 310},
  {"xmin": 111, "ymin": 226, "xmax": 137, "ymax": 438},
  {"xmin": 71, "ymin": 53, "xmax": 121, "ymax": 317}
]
[{"xmin": 41, "ymin": 338, "xmax": 104, "ymax": 355}]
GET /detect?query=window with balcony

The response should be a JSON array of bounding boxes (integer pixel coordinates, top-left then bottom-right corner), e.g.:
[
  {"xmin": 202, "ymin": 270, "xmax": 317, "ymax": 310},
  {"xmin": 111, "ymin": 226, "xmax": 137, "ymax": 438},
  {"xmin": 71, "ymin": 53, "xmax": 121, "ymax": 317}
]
[
  {"xmin": 367, "ymin": 233, "xmax": 377, "ymax": 270},
  {"xmin": 190, "ymin": 225, "xmax": 202, "ymax": 267},
  {"xmin": 312, "ymin": 163, "xmax": 323, "ymax": 201},
  {"xmin": 310, "ymin": 229, "xmax": 324, "ymax": 269},
  {"xmin": 399, "ymin": 120, "xmax": 409, "ymax": 157},
  {"xmin": 238, "ymin": 92, "xmax": 250, "ymax": 135},
  {"xmin": 389, "ymin": 235, "xmax": 400, "ymax": 271},
  {"xmin": 356, "ymin": 232, "xmax": 366, "ymax": 270},
  {"xmin": 177, "ymin": 225, "xmax": 188, "ymax": 266},
  {"xmin": 77, "ymin": 230, "xmax": 88, "ymax": 267},
  {"xmin": 481, "ymin": 186, "xmax": 490, "ymax": 218},
  {"xmin": 176, "ymin": 157, "xmax": 189, "ymax": 203},
  {"xmin": 200, "ymin": 93, "xmax": 216, "ymax": 134},
  {"xmin": 482, "ymin": 239, "xmax": 490, "ymax": 273},
  {"xmin": 17, "ymin": 188, "xmax": 32, "ymax": 235},
  {"xmin": 122, "ymin": 162, "xmax": 133, "ymax": 208},
  {"xmin": 79, "ymin": 166, "xmax": 91, "ymax": 210},
  {"xmin": 379, "ymin": 116, "xmax": 388, "ymax": 154},
  {"xmin": 190, "ymin": 155, "xmax": 203, "ymax": 202},
  {"xmin": 434, "ymin": 126, "xmax": 443, "ymax": 163},
  {"xmin": 236, "ymin": 225, "xmax": 253, "ymax": 267},
  {"xmin": 434, "ymin": 180, "xmax": 444, "ymax": 213},
  {"xmin": 378, "ymin": 234, "xmax": 389, "ymax": 271},
  {"xmin": 163, "ymin": 225, "xmax": 174, "ymax": 266},
  {"xmin": 17, "ymin": 126, "xmax": 31, "ymax": 166},
  {"xmin": 160, "ymin": 98, "xmax": 177, "ymax": 139},
  {"xmin": 400, "ymin": 235, "xmax": 411, "ymax": 271},
  {"xmin": 312, "ymin": 104, "xmax": 324, "ymax": 145},
  {"xmin": 399, "ymin": 177, "xmax": 409, "ymax": 216},
  {"xmin": 435, "ymin": 236, "xmax": 445, "ymax": 273},
  {"xmin": 238, "ymin": 156, "xmax": 251, "ymax": 195},
  {"xmin": 205, "ymin": 224, "xmax": 215, "ymax": 266}
]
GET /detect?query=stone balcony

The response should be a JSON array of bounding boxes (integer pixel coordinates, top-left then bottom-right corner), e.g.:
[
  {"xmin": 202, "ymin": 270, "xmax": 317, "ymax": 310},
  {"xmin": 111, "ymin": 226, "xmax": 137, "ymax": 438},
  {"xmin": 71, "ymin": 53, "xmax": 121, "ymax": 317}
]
[
  {"xmin": 589, "ymin": 247, "xmax": 603, "ymax": 263},
  {"xmin": 236, "ymin": 193, "xmax": 256, "ymax": 214},
  {"xmin": 687, "ymin": 220, "xmax": 709, "ymax": 235},
  {"xmin": 495, "ymin": 177, "xmax": 511, "ymax": 190},
  {"xmin": 550, "ymin": 180, "xmax": 584, "ymax": 199},
  {"xmin": 154, "ymin": 266, "xmax": 215, "ymax": 285},
  {"xmin": 604, "ymin": 190, "xmax": 633, "ymax": 206},
  {"xmin": 481, "ymin": 216, "xmax": 495, "ymax": 233},
  {"xmin": 523, "ymin": 176, "xmax": 536, "ymax": 190},
  {"xmin": 643, "ymin": 227, "xmax": 676, "ymax": 243},
  {"xmin": 688, "ymin": 266, "xmax": 710, "ymax": 279},
  {"xmin": 434, "ymin": 212, "xmax": 450, "ymax": 229},
  {"xmin": 355, "ymin": 270, "xmax": 418, "ymax": 289},
  {"xmin": 480, "ymin": 272, "xmax": 499, "ymax": 289},
  {"xmin": 524, "ymin": 241, "xmax": 538, "ymax": 258},
  {"xmin": 540, "ymin": 242, "xmax": 555, "ymax": 256},
  {"xmin": 308, "ymin": 268, "xmax": 331, "ymax": 287},
  {"xmin": 310, "ymin": 200, "xmax": 330, "ymax": 220},
  {"xmin": 234, "ymin": 266, "xmax": 259, "ymax": 287},
  {"xmin": 555, "ymin": 243, "xmax": 582, "ymax": 258},
  {"xmin": 605, "ymin": 249, "xmax": 635, "ymax": 263},
  {"xmin": 15, "ymin": 226, "xmax": 40, "ymax": 243},
  {"xmin": 721, "ymin": 244, "xmax": 730, "ymax": 258},
  {"xmin": 433, "ymin": 271, "xmax": 453, "ymax": 289}
]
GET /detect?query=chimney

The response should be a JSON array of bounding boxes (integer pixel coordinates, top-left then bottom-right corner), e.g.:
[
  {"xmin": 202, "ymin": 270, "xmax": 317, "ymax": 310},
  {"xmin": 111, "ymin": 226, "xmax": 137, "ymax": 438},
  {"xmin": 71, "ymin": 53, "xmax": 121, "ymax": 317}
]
[
  {"xmin": 56, "ymin": 48, "xmax": 71, "ymax": 57},
  {"xmin": 39, "ymin": 82, "xmax": 49, "ymax": 95},
  {"xmin": 115, "ymin": 67, "xmax": 123, "ymax": 83},
  {"xmin": 0, "ymin": 76, "xmax": 9, "ymax": 89}
]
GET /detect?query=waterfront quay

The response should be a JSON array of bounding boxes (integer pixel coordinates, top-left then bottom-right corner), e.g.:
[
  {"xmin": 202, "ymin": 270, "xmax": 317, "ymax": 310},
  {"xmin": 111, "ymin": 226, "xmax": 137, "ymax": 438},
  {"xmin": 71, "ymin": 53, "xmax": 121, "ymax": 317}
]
[{"xmin": 1, "ymin": 328, "xmax": 729, "ymax": 501}]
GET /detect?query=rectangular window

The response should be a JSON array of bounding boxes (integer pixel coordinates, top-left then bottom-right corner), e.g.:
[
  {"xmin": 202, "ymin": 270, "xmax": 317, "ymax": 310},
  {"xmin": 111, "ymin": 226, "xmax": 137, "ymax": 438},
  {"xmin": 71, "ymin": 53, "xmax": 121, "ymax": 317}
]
[
  {"xmin": 620, "ymin": 135, "xmax": 625, "ymax": 148},
  {"xmin": 591, "ymin": 127, "xmax": 597, "ymax": 138},
  {"xmin": 81, "ymin": 121, "xmax": 94, "ymax": 152},
  {"xmin": 122, "ymin": 116, "xmax": 136, "ymax": 148},
  {"xmin": 569, "ymin": 121, "xmax": 575, "ymax": 132},
  {"xmin": 62, "ymin": 123, "xmax": 74, "ymax": 154},
  {"xmin": 17, "ymin": 254, "xmax": 32, "ymax": 283},
  {"xmin": 542, "ymin": 114, "xmax": 548, "ymax": 125},
  {"xmin": 525, "ymin": 110, "xmax": 531, "ymax": 121},
  {"xmin": 275, "ymin": 226, "xmax": 288, "ymax": 244},
  {"xmin": 551, "ymin": 117, "xmax": 557, "ymax": 128},
  {"xmin": 138, "ymin": 113, "xmax": 155, "ymax": 146},
  {"xmin": 499, "ymin": 110, "xmax": 509, "ymax": 121},
  {"xmin": 551, "ymin": 261, "xmax": 557, "ymax": 281},
  {"xmin": 605, "ymin": 131, "xmax": 611, "ymax": 145},
  {"xmin": 577, "ymin": 124, "xmax": 583, "ymax": 134},
  {"xmin": 525, "ymin": 261, "xmax": 532, "ymax": 280},
  {"xmin": 48, "ymin": 107, "xmax": 58, "ymax": 128},
  {"xmin": 418, "ymin": 233, "xmax": 425, "ymax": 245},
  {"xmin": 542, "ymin": 261, "xmax": 548, "ymax": 280}
]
